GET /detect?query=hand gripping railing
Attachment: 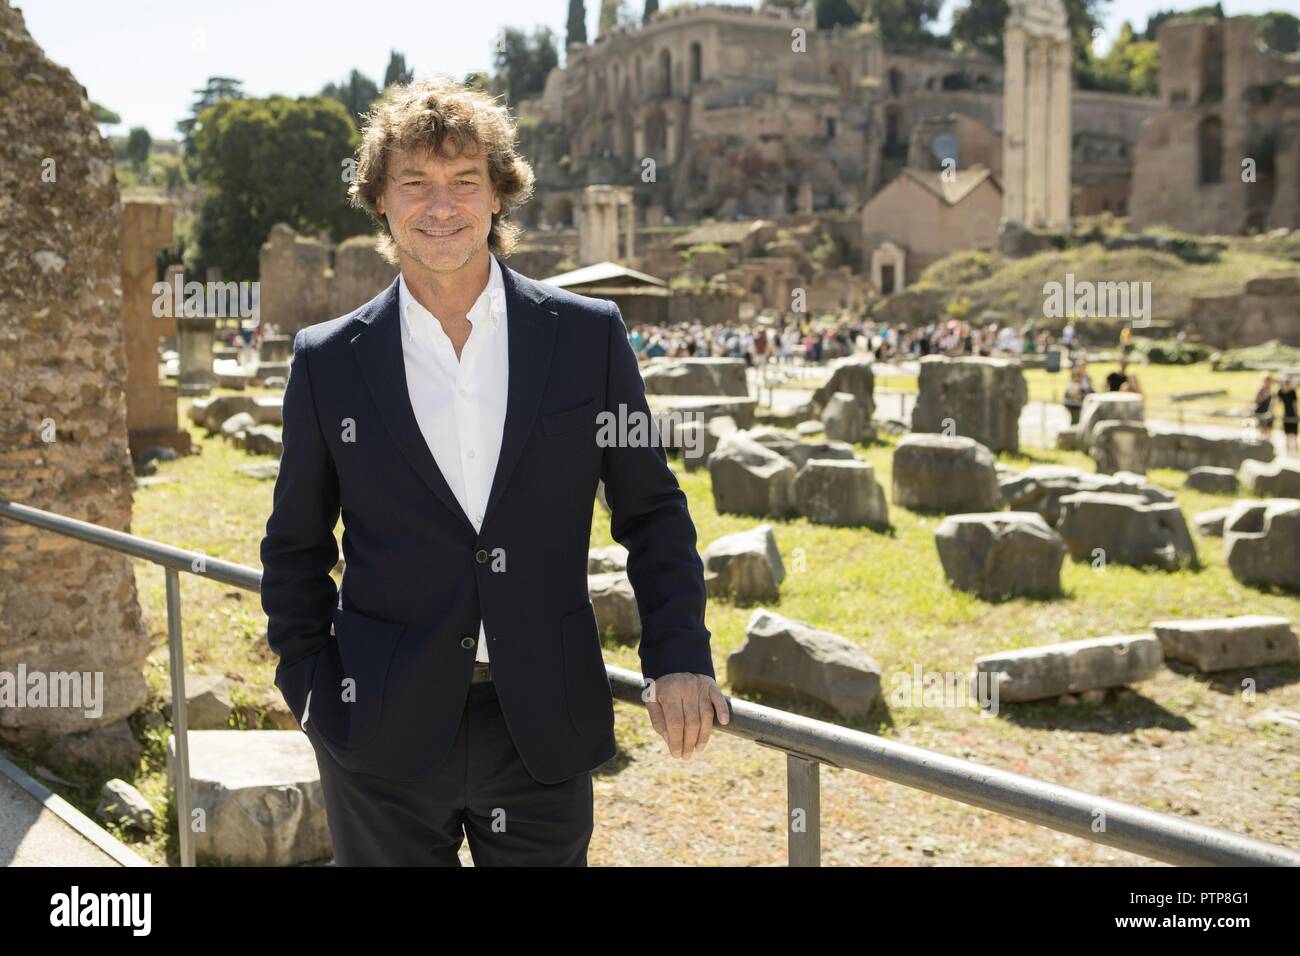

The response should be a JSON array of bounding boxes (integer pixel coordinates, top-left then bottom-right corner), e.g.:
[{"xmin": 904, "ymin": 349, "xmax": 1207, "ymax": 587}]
[{"xmin": 2, "ymin": 499, "xmax": 1298, "ymax": 867}]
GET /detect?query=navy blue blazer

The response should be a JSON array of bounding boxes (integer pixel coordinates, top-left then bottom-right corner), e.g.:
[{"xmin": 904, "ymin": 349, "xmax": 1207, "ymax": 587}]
[{"xmin": 259, "ymin": 264, "xmax": 714, "ymax": 784}]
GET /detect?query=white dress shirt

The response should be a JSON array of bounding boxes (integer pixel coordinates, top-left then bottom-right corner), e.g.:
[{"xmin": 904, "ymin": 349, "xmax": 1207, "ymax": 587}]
[{"xmin": 398, "ymin": 254, "xmax": 508, "ymax": 664}]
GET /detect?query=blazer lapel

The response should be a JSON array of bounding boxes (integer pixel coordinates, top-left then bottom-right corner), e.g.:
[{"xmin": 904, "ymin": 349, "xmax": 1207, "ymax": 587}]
[
  {"xmin": 348, "ymin": 265, "xmax": 558, "ymax": 537},
  {"xmin": 480, "ymin": 264, "xmax": 557, "ymax": 530},
  {"xmin": 350, "ymin": 276, "xmax": 477, "ymax": 536}
]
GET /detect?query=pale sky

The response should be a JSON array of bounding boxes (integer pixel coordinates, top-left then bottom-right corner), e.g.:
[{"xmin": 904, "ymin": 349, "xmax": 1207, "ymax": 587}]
[{"xmin": 19, "ymin": 0, "xmax": 1300, "ymax": 140}]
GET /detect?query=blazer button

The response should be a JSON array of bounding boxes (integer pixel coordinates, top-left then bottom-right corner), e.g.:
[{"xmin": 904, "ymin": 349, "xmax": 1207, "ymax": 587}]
[
  {"xmin": 475, "ymin": 548, "xmax": 489, "ymax": 563},
  {"xmin": 460, "ymin": 636, "xmax": 476, "ymax": 649}
]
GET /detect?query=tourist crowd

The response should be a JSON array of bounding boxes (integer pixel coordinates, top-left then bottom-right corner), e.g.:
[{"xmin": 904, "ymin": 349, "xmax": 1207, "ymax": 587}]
[
  {"xmin": 625, "ymin": 318, "xmax": 1298, "ymax": 455},
  {"xmin": 624, "ymin": 317, "xmax": 1088, "ymax": 367},
  {"xmin": 626, "ymin": 319, "xmax": 860, "ymax": 365}
]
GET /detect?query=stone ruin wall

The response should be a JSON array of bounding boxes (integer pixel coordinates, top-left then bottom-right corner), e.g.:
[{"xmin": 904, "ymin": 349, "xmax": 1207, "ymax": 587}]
[
  {"xmin": 1184, "ymin": 274, "xmax": 1300, "ymax": 348},
  {"xmin": 0, "ymin": 0, "xmax": 150, "ymax": 759},
  {"xmin": 257, "ymin": 224, "xmax": 397, "ymax": 335}
]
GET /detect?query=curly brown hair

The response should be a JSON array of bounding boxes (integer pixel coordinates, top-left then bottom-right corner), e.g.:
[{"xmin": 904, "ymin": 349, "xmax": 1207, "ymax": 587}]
[{"xmin": 348, "ymin": 77, "xmax": 535, "ymax": 263}]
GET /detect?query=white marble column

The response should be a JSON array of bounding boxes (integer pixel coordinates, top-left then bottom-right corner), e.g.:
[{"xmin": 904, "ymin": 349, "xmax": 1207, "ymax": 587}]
[{"xmin": 1002, "ymin": 28, "xmax": 1027, "ymax": 225}]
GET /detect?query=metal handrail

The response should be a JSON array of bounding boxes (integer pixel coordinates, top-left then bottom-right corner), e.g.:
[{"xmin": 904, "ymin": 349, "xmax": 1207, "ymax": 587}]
[{"xmin": 2, "ymin": 498, "xmax": 1298, "ymax": 867}]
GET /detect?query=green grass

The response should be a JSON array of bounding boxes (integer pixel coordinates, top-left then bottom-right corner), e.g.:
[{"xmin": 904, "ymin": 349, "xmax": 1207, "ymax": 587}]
[
  {"xmin": 591, "ymin": 437, "xmax": 1299, "ymax": 740},
  {"xmin": 130, "ymin": 374, "xmax": 1296, "ymax": 744},
  {"xmin": 870, "ymin": 360, "xmax": 1263, "ymax": 428},
  {"xmin": 884, "ymin": 236, "xmax": 1300, "ymax": 329},
  {"xmin": 1025, "ymin": 361, "xmax": 1268, "ymax": 411},
  {"xmin": 52, "ymin": 368, "xmax": 1299, "ymax": 862}
]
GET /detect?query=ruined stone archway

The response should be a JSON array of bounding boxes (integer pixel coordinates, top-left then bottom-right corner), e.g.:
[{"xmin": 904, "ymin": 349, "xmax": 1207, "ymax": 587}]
[
  {"xmin": 550, "ymin": 195, "xmax": 575, "ymax": 228},
  {"xmin": 871, "ymin": 241, "xmax": 907, "ymax": 295},
  {"xmin": 658, "ymin": 48, "xmax": 672, "ymax": 98},
  {"xmin": 618, "ymin": 84, "xmax": 635, "ymax": 156},
  {"xmin": 645, "ymin": 107, "xmax": 668, "ymax": 156}
]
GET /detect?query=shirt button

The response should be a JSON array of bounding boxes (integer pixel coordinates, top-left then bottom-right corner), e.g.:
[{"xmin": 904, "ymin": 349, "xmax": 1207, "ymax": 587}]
[
  {"xmin": 458, "ymin": 386, "xmax": 468, "ymax": 397},
  {"xmin": 460, "ymin": 636, "xmax": 476, "ymax": 649},
  {"xmin": 475, "ymin": 548, "xmax": 489, "ymax": 564},
  {"xmin": 466, "ymin": 448, "xmax": 475, "ymax": 459}
]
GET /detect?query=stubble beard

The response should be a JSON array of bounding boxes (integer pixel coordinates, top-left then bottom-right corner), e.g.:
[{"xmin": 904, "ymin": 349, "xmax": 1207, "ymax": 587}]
[{"xmin": 398, "ymin": 221, "xmax": 490, "ymax": 278}]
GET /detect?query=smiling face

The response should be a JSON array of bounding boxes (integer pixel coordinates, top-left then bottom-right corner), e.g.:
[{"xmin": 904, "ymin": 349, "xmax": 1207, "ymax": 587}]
[{"xmin": 376, "ymin": 145, "xmax": 501, "ymax": 277}]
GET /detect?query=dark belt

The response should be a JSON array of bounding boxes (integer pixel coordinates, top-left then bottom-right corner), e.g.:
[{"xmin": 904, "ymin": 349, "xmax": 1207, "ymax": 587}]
[{"xmin": 471, "ymin": 661, "xmax": 493, "ymax": 684}]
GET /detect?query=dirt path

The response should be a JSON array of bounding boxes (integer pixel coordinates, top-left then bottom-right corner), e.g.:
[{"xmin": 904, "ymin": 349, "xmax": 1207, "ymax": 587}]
[{"xmin": 583, "ymin": 670, "xmax": 1299, "ymax": 866}]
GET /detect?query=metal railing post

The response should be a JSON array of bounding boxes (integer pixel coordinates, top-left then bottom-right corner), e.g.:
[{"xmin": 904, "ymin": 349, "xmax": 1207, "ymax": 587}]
[
  {"xmin": 787, "ymin": 754, "xmax": 821, "ymax": 867},
  {"xmin": 165, "ymin": 569, "xmax": 195, "ymax": 868}
]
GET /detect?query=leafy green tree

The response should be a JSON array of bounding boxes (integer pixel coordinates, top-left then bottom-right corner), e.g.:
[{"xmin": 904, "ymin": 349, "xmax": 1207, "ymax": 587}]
[
  {"xmin": 950, "ymin": 0, "xmax": 1006, "ymax": 58},
  {"xmin": 125, "ymin": 127, "xmax": 152, "ymax": 170},
  {"xmin": 863, "ymin": 0, "xmax": 944, "ymax": 48},
  {"xmin": 159, "ymin": 155, "xmax": 187, "ymax": 192},
  {"xmin": 948, "ymin": 0, "xmax": 1117, "ymax": 87},
  {"xmin": 383, "ymin": 50, "xmax": 414, "ymax": 88},
  {"xmin": 1090, "ymin": 21, "xmax": 1159, "ymax": 95},
  {"xmin": 643, "ymin": 0, "xmax": 659, "ymax": 24},
  {"xmin": 92, "ymin": 102, "xmax": 121, "ymax": 125},
  {"xmin": 1062, "ymin": 0, "xmax": 1111, "ymax": 86},
  {"xmin": 189, "ymin": 95, "xmax": 367, "ymax": 279},
  {"xmin": 599, "ymin": 0, "xmax": 619, "ymax": 35},
  {"xmin": 1254, "ymin": 11, "xmax": 1299, "ymax": 53},
  {"xmin": 492, "ymin": 26, "xmax": 559, "ymax": 103},
  {"xmin": 177, "ymin": 76, "xmax": 245, "ymax": 156},
  {"xmin": 321, "ymin": 69, "xmax": 381, "ymax": 127},
  {"xmin": 816, "ymin": 0, "xmax": 862, "ymax": 29},
  {"xmin": 566, "ymin": 0, "xmax": 587, "ymax": 47}
]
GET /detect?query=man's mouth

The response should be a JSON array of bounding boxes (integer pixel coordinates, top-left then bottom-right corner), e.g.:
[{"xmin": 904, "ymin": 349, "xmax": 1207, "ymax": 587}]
[{"xmin": 418, "ymin": 225, "xmax": 466, "ymax": 240}]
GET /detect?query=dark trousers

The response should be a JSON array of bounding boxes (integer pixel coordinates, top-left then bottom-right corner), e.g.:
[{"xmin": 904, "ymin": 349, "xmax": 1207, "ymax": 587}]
[{"xmin": 311, "ymin": 681, "xmax": 593, "ymax": 866}]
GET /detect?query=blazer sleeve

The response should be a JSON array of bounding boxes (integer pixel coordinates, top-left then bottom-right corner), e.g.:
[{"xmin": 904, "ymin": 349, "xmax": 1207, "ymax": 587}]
[
  {"xmin": 599, "ymin": 300, "xmax": 715, "ymax": 681},
  {"xmin": 259, "ymin": 330, "xmax": 341, "ymax": 726}
]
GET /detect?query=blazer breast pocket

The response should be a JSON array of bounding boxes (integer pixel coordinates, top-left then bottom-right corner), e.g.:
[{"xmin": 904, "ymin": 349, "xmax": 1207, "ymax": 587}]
[
  {"xmin": 308, "ymin": 606, "xmax": 406, "ymax": 751},
  {"xmin": 541, "ymin": 397, "xmax": 597, "ymax": 437}
]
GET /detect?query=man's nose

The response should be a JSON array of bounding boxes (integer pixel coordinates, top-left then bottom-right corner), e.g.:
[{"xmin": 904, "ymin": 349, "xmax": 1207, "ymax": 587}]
[{"xmin": 423, "ymin": 183, "xmax": 457, "ymax": 216}]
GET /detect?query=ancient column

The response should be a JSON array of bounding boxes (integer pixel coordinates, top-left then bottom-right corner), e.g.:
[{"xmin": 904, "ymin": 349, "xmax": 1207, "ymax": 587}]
[
  {"xmin": 121, "ymin": 199, "xmax": 191, "ymax": 456},
  {"xmin": 1026, "ymin": 42, "xmax": 1049, "ymax": 225},
  {"xmin": 1048, "ymin": 40, "xmax": 1073, "ymax": 227},
  {"xmin": 177, "ymin": 316, "xmax": 218, "ymax": 396},
  {"xmin": 1002, "ymin": 0, "xmax": 1072, "ymax": 231},
  {"xmin": 579, "ymin": 185, "xmax": 636, "ymax": 264},
  {"xmin": 1002, "ymin": 26, "xmax": 1027, "ymax": 224}
]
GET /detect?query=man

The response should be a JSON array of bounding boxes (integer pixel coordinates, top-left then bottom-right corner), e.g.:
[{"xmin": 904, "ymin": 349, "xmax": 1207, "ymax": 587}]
[{"xmin": 260, "ymin": 78, "xmax": 728, "ymax": 867}]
